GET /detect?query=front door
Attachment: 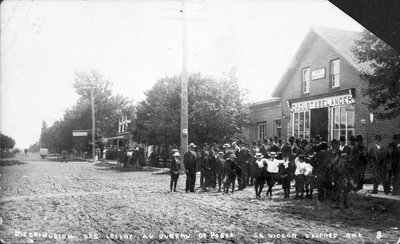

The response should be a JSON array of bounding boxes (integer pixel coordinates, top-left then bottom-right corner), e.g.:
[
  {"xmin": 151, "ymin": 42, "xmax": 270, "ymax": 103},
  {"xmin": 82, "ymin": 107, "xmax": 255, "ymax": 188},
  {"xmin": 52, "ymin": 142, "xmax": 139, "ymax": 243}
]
[{"xmin": 311, "ymin": 108, "xmax": 329, "ymax": 141}]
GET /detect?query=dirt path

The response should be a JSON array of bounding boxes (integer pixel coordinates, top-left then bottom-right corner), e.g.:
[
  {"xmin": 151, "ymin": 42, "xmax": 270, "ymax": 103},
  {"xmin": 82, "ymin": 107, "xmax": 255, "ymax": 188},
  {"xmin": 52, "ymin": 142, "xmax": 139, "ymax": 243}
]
[{"xmin": 1, "ymin": 157, "xmax": 399, "ymax": 243}]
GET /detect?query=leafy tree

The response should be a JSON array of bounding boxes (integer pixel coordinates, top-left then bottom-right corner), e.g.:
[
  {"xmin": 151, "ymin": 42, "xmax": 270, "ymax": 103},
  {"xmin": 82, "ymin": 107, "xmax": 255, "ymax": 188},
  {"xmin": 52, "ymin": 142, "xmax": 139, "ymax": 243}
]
[
  {"xmin": 133, "ymin": 72, "xmax": 249, "ymax": 147},
  {"xmin": 352, "ymin": 29, "xmax": 400, "ymax": 119},
  {"xmin": 40, "ymin": 69, "xmax": 135, "ymax": 154},
  {"xmin": 0, "ymin": 133, "xmax": 16, "ymax": 151}
]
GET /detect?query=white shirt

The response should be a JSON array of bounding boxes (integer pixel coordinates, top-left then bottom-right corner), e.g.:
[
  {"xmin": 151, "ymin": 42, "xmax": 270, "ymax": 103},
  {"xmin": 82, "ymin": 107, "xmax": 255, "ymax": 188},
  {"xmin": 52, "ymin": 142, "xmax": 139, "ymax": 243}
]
[
  {"xmin": 304, "ymin": 163, "xmax": 313, "ymax": 176},
  {"xmin": 294, "ymin": 157, "xmax": 307, "ymax": 176},
  {"xmin": 267, "ymin": 158, "xmax": 282, "ymax": 173},
  {"xmin": 256, "ymin": 158, "xmax": 267, "ymax": 168}
]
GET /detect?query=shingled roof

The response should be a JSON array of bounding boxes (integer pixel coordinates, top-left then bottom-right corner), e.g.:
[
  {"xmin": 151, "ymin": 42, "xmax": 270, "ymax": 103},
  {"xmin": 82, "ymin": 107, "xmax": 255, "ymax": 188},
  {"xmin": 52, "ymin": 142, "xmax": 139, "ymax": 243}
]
[{"xmin": 271, "ymin": 27, "xmax": 372, "ymax": 97}]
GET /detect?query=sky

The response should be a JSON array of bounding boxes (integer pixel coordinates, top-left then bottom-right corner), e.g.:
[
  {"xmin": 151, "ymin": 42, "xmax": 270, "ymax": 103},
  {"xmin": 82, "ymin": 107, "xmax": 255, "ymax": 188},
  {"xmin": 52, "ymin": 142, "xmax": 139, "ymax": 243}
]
[{"xmin": 0, "ymin": 0, "xmax": 364, "ymax": 149}]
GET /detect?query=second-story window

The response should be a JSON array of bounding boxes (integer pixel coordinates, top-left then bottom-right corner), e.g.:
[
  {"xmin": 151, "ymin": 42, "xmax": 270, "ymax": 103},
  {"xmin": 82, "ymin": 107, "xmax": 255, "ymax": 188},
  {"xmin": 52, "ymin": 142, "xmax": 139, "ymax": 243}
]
[
  {"xmin": 330, "ymin": 59, "xmax": 340, "ymax": 88},
  {"xmin": 302, "ymin": 67, "xmax": 310, "ymax": 93}
]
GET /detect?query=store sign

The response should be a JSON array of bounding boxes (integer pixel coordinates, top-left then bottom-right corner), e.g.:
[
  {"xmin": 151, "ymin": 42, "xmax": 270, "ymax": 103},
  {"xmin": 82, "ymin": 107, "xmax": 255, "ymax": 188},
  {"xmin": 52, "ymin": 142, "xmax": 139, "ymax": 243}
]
[
  {"xmin": 72, "ymin": 131, "xmax": 89, "ymax": 137},
  {"xmin": 291, "ymin": 94, "xmax": 354, "ymax": 111},
  {"xmin": 311, "ymin": 68, "xmax": 325, "ymax": 80}
]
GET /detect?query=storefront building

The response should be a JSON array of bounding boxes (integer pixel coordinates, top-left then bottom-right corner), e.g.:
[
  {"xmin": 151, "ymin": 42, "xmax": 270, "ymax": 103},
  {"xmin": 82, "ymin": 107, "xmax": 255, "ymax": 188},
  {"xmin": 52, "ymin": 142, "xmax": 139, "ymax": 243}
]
[{"xmin": 249, "ymin": 27, "xmax": 400, "ymax": 145}]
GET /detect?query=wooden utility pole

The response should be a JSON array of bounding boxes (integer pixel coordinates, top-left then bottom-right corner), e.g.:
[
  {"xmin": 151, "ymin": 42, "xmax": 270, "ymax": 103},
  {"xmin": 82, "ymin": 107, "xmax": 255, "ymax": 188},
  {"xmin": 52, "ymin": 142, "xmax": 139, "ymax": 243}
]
[
  {"xmin": 180, "ymin": 0, "xmax": 188, "ymax": 161},
  {"xmin": 90, "ymin": 88, "xmax": 96, "ymax": 162}
]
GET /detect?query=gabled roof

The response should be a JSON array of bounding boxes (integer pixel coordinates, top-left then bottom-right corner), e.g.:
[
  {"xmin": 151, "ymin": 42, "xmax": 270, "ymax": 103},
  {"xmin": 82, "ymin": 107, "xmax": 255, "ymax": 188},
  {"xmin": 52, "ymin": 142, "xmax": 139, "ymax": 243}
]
[{"xmin": 271, "ymin": 26, "xmax": 372, "ymax": 97}]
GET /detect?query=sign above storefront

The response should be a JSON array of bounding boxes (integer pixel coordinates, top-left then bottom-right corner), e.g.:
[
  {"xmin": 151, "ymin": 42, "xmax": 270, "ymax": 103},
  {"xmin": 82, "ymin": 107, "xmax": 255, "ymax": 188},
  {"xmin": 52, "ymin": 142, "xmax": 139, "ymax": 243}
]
[
  {"xmin": 291, "ymin": 93, "xmax": 354, "ymax": 111},
  {"xmin": 311, "ymin": 68, "xmax": 325, "ymax": 80}
]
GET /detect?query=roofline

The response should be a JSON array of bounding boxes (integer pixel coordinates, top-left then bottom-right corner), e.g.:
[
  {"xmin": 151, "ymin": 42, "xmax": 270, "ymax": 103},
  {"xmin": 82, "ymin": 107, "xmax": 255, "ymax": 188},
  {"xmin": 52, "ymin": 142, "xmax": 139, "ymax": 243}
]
[
  {"xmin": 271, "ymin": 29, "xmax": 317, "ymax": 97},
  {"xmin": 250, "ymin": 97, "xmax": 281, "ymax": 107},
  {"xmin": 271, "ymin": 27, "xmax": 364, "ymax": 97}
]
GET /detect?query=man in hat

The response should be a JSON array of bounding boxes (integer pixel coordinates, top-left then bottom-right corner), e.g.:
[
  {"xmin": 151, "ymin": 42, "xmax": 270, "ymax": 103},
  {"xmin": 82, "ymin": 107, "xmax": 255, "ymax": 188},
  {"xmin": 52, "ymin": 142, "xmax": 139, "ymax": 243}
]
[
  {"xmin": 184, "ymin": 143, "xmax": 197, "ymax": 193},
  {"xmin": 253, "ymin": 153, "xmax": 267, "ymax": 198},
  {"xmin": 339, "ymin": 136, "xmax": 351, "ymax": 155},
  {"xmin": 216, "ymin": 151, "xmax": 227, "ymax": 192},
  {"xmin": 223, "ymin": 143, "xmax": 232, "ymax": 159},
  {"xmin": 350, "ymin": 135, "xmax": 368, "ymax": 191},
  {"xmin": 311, "ymin": 142, "xmax": 330, "ymax": 201},
  {"xmin": 369, "ymin": 135, "xmax": 390, "ymax": 194},
  {"xmin": 149, "ymin": 148, "xmax": 159, "ymax": 167},
  {"xmin": 388, "ymin": 140, "xmax": 400, "ymax": 195},
  {"xmin": 236, "ymin": 139, "xmax": 252, "ymax": 190},
  {"xmin": 170, "ymin": 152, "xmax": 182, "ymax": 192},
  {"xmin": 201, "ymin": 150, "xmax": 212, "ymax": 192}
]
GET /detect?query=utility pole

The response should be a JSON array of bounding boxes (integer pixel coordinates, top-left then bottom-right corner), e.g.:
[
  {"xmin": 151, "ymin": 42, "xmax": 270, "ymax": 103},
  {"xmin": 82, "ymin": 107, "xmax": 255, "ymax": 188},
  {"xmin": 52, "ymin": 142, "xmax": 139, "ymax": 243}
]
[
  {"xmin": 90, "ymin": 87, "xmax": 96, "ymax": 162},
  {"xmin": 180, "ymin": 0, "xmax": 189, "ymax": 161}
]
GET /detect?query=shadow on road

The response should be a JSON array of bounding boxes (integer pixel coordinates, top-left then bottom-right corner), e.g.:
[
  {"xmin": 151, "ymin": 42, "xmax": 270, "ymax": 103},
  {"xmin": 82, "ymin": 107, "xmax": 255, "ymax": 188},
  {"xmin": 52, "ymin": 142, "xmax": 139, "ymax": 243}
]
[
  {"xmin": 94, "ymin": 162, "xmax": 166, "ymax": 173},
  {"xmin": 0, "ymin": 160, "xmax": 27, "ymax": 167}
]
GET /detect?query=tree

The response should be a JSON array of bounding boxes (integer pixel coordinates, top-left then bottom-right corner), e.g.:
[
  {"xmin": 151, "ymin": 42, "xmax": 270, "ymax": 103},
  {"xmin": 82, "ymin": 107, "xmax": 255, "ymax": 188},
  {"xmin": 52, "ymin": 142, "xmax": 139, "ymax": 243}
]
[
  {"xmin": 40, "ymin": 69, "xmax": 136, "ymax": 154},
  {"xmin": 0, "ymin": 133, "xmax": 16, "ymax": 151},
  {"xmin": 352, "ymin": 29, "xmax": 400, "ymax": 119},
  {"xmin": 133, "ymin": 72, "xmax": 250, "ymax": 146}
]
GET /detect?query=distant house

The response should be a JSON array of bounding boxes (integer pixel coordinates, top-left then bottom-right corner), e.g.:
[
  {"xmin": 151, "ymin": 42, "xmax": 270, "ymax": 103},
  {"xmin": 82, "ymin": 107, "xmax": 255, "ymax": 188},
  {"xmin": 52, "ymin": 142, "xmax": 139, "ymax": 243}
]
[{"xmin": 249, "ymin": 27, "xmax": 400, "ymax": 145}]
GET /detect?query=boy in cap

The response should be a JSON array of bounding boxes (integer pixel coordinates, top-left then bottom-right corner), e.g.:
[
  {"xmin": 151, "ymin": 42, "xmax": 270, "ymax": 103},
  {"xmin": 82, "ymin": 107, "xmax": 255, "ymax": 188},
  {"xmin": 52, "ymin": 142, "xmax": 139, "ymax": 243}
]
[
  {"xmin": 265, "ymin": 151, "xmax": 282, "ymax": 198},
  {"xmin": 294, "ymin": 154, "xmax": 307, "ymax": 199},
  {"xmin": 170, "ymin": 152, "xmax": 182, "ymax": 192},
  {"xmin": 224, "ymin": 153, "xmax": 238, "ymax": 193},
  {"xmin": 278, "ymin": 155, "xmax": 291, "ymax": 198},
  {"xmin": 253, "ymin": 153, "xmax": 267, "ymax": 198}
]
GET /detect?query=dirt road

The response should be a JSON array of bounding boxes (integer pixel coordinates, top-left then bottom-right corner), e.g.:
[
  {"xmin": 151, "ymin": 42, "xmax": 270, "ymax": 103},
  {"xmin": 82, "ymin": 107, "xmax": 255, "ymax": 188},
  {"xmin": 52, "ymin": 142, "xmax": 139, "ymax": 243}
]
[{"xmin": 1, "ymin": 154, "xmax": 399, "ymax": 243}]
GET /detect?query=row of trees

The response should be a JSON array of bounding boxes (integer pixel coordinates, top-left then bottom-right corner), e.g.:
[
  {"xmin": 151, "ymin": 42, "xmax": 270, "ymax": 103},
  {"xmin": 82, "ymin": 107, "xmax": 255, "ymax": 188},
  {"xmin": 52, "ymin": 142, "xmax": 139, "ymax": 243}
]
[
  {"xmin": 39, "ymin": 69, "xmax": 250, "ymax": 155},
  {"xmin": 40, "ymin": 69, "xmax": 136, "ymax": 155}
]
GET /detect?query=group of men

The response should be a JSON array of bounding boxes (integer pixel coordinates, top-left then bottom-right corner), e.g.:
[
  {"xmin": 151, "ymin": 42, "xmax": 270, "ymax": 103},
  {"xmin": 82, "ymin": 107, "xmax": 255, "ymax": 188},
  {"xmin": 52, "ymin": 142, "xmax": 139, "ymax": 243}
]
[{"xmin": 180, "ymin": 134, "xmax": 400, "ymax": 208}]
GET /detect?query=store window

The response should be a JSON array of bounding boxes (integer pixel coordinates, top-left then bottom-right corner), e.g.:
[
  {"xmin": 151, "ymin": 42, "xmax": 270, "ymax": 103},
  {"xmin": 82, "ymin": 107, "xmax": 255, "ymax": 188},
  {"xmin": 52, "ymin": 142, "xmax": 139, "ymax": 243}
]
[
  {"xmin": 292, "ymin": 111, "xmax": 310, "ymax": 140},
  {"xmin": 275, "ymin": 120, "xmax": 282, "ymax": 138},
  {"xmin": 330, "ymin": 106, "xmax": 354, "ymax": 142},
  {"xmin": 330, "ymin": 59, "xmax": 340, "ymax": 88},
  {"xmin": 302, "ymin": 68, "xmax": 310, "ymax": 93},
  {"xmin": 258, "ymin": 122, "xmax": 267, "ymax": 141}
]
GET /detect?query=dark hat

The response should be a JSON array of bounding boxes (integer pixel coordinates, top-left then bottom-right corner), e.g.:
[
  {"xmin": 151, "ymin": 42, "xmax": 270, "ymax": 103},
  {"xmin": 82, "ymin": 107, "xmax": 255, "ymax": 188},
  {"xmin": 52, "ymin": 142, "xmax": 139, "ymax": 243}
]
[
  {"xmin": 289, "ymin": 136, "xmax": 295, "ymax": 142},
  {"xmin": 349, "ymin": 135, "xmax": 356, "ymax": 142},
  {"xmin": 339, "ymin": 136, "xmax": 346, "ymax": 142},
  {"xmin": 331, "ymin": 139, "xmax": 339, "ymax": 145},
  {"xmin": 356, "ymin": 135, "xmax": 363, "ymax": 142},
  {"xmin": 394, "ymin": 134, "xmax": 400, "ymax": 140},
  {"xmin": 298, "ymin": 154, "xmax": 305, "ymax": 161},
  {"xmin": 301, "ymin": 139, "xmax": 308, "ymax": 145},
  {"xmin": 375, "ymin": 135, "xmax": 382, "ymax": 140},
  {"xmin": 320, "ymin": 141, "xmax": 328, "ymax": 150}
]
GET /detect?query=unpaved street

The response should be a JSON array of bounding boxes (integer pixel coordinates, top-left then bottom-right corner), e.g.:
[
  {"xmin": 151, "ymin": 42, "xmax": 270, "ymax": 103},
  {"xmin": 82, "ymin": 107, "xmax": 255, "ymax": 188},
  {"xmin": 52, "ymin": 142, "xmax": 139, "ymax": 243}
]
[{"xmin": 1, "ymin": 154, "xmax": 399, "ymax": 244}]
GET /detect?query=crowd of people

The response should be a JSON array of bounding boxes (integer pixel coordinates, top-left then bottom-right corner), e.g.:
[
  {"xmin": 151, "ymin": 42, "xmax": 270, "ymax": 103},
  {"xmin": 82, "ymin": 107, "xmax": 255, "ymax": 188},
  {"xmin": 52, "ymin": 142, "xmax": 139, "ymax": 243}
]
[{"xmin": 169, "ymin": 134, "xmax": 400, "ymax": 209}]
